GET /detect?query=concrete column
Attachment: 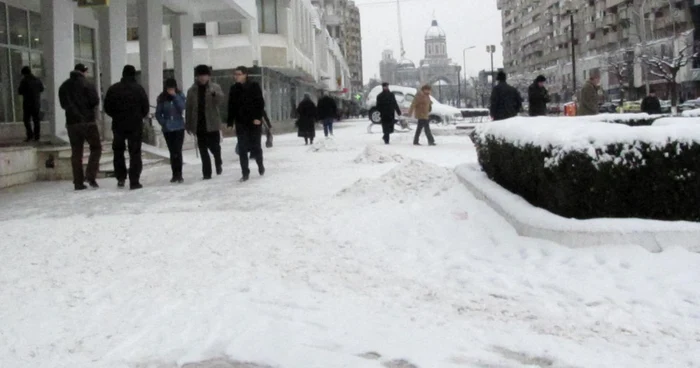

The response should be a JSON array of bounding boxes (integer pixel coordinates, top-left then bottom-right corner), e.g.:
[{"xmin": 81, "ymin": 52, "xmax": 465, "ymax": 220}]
[
  {"xmin": 244, "ymin": 20, "xmax": 261, "ymax": 65},
  {"xmin": 138, "ymin": 0, "xmax": 163, "ymax": 109},
  {"xmin": 41, "ymin": 0, "xmax": 75, "ymax": 139},
  {"xmin": 172, "ymin": 15, "xmax": 194, "ymax": 90},
  {"xmin": 97, "ymin": 0, "xmax": 127, "ymax": 140}
]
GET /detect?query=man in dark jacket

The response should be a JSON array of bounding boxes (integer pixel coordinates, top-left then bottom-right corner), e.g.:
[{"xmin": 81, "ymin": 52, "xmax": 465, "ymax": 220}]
[
  {"xmin": 317, "ymin": 93, "xmax": 338, "ymax": 138},
  {"xmin": 103, "ymin": 65, "xmax": 150, "ymax": 190},
  {"xmin": 528, "ymin": 75, "xmax": 550, "ymax": 116},
  {"xmin": 490, "ymin": 71, "xmax": 522, "ymax": 121},
  {"xmin": 376, "ymin": 83, "xmax": 402, "ymax": 144},
  {"xmin": 18, "ymin": 66, "xmax": 44, "ymax": 142},
  {"xmin": 58, "ymin": 64, "xmax": 102, "ymax": 191},
  {"xmin": 641, "ymin": 91, "xmax": 662, "ymax": 115},
  {"xmin": 227, "ymin": 65, "xmax": 265, "ymax": 182}
]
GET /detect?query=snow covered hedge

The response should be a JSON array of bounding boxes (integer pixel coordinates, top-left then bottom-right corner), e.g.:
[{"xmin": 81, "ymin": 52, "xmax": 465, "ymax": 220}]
[
  {"xmin": 471, "ymin": 117, "xmax": 700, "ymax": 221},
  {"xmin": 577, "ymin": 113, "xmax": 667, "ymax": 126}
]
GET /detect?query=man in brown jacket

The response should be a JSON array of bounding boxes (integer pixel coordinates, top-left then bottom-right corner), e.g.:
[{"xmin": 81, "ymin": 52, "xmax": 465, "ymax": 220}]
[
  {"xmin": 577, "ymin": 70, "xmax": 601, "ymax": 116},
  {"xmin": 408, "ymin": 84, "xmax": 436, "ymax": 146}
]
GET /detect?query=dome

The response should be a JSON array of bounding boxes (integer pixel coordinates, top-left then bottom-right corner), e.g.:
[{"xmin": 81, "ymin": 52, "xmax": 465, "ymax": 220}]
[
  {"xmin": 397, "ymin": 58, "xmax": 416, "ymax": 69},
  {"xmin": 425, "ymin": 20, "xmax": 446, "ymax": 40}
]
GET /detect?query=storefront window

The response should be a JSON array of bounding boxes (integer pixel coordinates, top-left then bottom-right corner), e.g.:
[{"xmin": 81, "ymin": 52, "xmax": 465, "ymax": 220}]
[
  {"xmin": 74, "ymin": 25, "xmax": 96, "ymax": 82},
  {"xmin": 0, "ymin": 3, "xmax": 7, "ymax": 44},
  {"xmin": 29, "ymin": 11, "xmax": 40, "ymax": 49},
  {"xmin": 10, "ymin": 49, "xmax": 29, "ymax": 121},
  {"xmin": 8, "ymin": 5, "xmax": 28, "ymax": 47},
  {"xmin": 0, "ymin": 47, "xmax": 11, "ymax": 123}
]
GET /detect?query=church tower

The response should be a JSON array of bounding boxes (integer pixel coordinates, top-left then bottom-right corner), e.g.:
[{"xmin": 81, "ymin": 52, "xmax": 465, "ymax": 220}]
[{"xmin": 424, "ymin": 19, "xmax": 447, "ymax": 59}]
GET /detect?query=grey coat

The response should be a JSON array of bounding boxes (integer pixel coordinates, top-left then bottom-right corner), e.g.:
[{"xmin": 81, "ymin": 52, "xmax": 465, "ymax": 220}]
[
  {"xmin": 185, "ymin": 82, "xmax": 224, "ymax": 133},
  {"xmin": 577, "ymin": 80, "xmax": 600, "ymax": 116}
]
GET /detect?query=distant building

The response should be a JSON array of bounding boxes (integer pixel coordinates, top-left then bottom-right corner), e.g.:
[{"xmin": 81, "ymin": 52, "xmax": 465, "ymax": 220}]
[{"xmin": 378, "ymin": 19, "xmax": 461, "ymax": 104}]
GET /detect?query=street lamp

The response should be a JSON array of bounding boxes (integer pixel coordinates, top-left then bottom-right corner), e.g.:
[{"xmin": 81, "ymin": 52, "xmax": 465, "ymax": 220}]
[
  {"xmin": 486, "ymin": 45, "xmax": 496, "ymax": 86},
  {"xmin": 462, "ymin": 45, "xmax": 476, "ymax": 107},
  {"xmin": 563, "ymin": 0, "xmax": 577, "ymax": 99}
]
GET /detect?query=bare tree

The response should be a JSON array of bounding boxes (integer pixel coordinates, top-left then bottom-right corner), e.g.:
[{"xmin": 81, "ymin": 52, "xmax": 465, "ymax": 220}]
[
  {"xmin": 469, "ymin": 76, "xmax": 491, "ymax": 108},
  {"xmin": 639, "ymin": 41, "xmax": 698, "ymax": 108},
  {"xmin": 605, "ymin": 51, "xmax": 631, "ymax": 108}
]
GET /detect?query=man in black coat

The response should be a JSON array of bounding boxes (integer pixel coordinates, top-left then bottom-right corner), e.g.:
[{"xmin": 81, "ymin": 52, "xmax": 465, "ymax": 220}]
[
  {"xmin": 528, "ymin": 75, "xmax": 550, "ymax": 116},
  {"xmin": 227, "ymin": 65, "xmax": 266, "ymax": 182},
  {"xmin": 641, "ymin": 91, "xmax": 662, "ymax": 115},
  {"xmin": 58, "ymin": 64, "xmax": 102, "ymax": 190},
  {"xmin": 317, "ymin": 93, "xmax": 338, "ymax": 138},
  {"xmin": 376, "ymin": 83, "xmax": 402, "ymax": 144},
  {"xmin": 18, "ymin": 66, "xmax": 44, "ymax": 142},
  {"xmin": 490, "ymin": 71, "xmax": 523, "ymax": 121},
  {"xmin": 103, "ymin": 65, "xmax": 150, "ymax": 190}
]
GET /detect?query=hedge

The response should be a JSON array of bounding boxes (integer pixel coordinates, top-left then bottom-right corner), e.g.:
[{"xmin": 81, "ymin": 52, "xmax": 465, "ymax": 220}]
[
  {"xmin": 471, "ymin": 117, "xmax": 700, "ymax": 222},
  {"xmin": 578, "ymin": 113, "xmax": 668, "ymax": 126}
]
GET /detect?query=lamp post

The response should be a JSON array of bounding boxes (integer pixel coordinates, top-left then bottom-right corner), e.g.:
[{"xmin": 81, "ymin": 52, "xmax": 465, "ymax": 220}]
[
  {"xmin": 462, "ymin": 45, "xmax": 476, "ymax": 107},
  {"xmin": 486, "ymin": 45, "xmax": 496, "ymax": 86},
  {"xmin": 564, "ymin": 1, "xmax": 577, "ymax": 98}
]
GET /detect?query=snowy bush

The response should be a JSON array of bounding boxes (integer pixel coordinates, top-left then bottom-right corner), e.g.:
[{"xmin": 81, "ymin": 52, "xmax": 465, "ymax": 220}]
[
  {"xmin": 471, "ymin": 117, "xmax": 700, "ymax": 221},
  {"xmin": 682, "ymin": 108, "xmax": 700, "ymax": 117},
  {"xmin": 577, "ymin": 113, "xmax": 666, "ymax": 126}
]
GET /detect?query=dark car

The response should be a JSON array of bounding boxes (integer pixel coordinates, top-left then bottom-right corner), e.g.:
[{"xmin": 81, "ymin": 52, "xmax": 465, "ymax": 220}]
[{"xmin": 599, "ymin": 102, "xmax": 617, "ymax": 113}]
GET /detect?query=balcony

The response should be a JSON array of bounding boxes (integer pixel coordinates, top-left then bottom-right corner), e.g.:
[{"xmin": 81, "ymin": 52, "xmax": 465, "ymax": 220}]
[{"xmin": 604, "ymin": 12, "xmax": 618, "ymax": 26}]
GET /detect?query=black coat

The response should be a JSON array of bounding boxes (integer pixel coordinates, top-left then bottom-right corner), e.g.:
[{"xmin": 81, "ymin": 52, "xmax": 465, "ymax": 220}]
[
  {"xmin": 641, "ymin": 96, "xmax": 662, "ymax": 115},
  {"xmin": 296, "ymin": 98, "xmax": 317, "ymax": 138},
  {"xmin": 490, "ymin": 82, "xmax": 523, "ymax": 121},
  {"xmin": 528, "ymin": 83, "xmax": 550, "ymax": 116},
  {"xmin": 227, "ymin": 81, "xmax": 265, "ymax": 134},
  {"xmin": 317, "ymin": 96, "xmax": 338, "ymax": 120},
  {"xmin": 18, "ymin": 74, "xmax": 44, "ymax": 111},
  {"xmin": 58, "ymin": 71, "xmax": 100, "ymax": 125},
  {"xmin": 376, "ymin": 90, "xmax": 401, "ymax": 122},
  {"xmin": 104, "ymin": 77, "xmax": 150, "ymax": 133}
]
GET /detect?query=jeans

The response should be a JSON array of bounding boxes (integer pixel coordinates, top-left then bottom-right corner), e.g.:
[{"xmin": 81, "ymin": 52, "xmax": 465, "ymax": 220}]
[
  {"xmin": 413, "ymin": 119, "xmax": 435, "ymax": 144},
  {"xmin": 322, "ymin": 118, "xmax": 334, "ymax": 137},
  {"xmin": 67, "ymin": 122, "xmax": 102, "ymax": 186},
  {"xmin": 196, "ymin": 131, "xmax": 222, "ymax": 178},
  {"xmin": 113, "ymin": 128, "xmax": 143, "ymax": 185},
  {"xmin": 164, "ymin": 130, "xmax": 185, "ymax": 178},
  {"xmin": 237, "ymin": 128, "xmax": 263, "ymax": 176},
  {"xmin": 23, "ymin": 108, "xmax": 41, "ymax": 140}
]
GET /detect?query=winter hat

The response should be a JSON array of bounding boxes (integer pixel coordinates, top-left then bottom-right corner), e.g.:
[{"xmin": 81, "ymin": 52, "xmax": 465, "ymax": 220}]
[
  {"xmin": 496, "ymin": 71, "xmax": 507, "ymax": 82},
  {"xmin": 195, "ymin": 64, "xmax": 211, "ymax": 76},
  {"xmin": 164, "ymin": 78, "xmax": 178, "ymax": 90},
  {"xmin": 21, "ymin": 66, "xmax": 31, "ymax": 76},
  {"xmin": 535, "ymin": 75, "xmax": 546, "ymax": 83},
  {"xmin": 122, "ymin": 65, "xmax": 137, "ymax": 78}
]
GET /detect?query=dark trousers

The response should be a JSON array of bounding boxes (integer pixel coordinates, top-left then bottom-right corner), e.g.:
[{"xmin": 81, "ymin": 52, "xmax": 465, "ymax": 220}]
[
  {"xmin": 23, "ymin": 108, "xmax": 41, "ymax": 140},
  {"xmin": 163, "ymin": 130, "xmax": 185, "ymax": 178},
  {"xmin": 197, "ymin": 131, "xmax": 222, "ymax": 178},
  {"xmin": 237, "ymin": 128, "xmax": 263, "ymax": 176},
  {"xmin": 413, "ymin": 119, "xmax": 435, "ymax": 144},
  {"xmin": 67, "ymin": 122, "xmax": 102, "ymax": 186},
  {"xmin": 113, "ymin": 129, "xmax": 143, "ymax": 184},
  {"xmin": 322, "ymin": 119, "xmax": 334, "ymax": 137},
  {"xmin": 381, "ymin": 119, "xmax": 394, "ymax": 144}
]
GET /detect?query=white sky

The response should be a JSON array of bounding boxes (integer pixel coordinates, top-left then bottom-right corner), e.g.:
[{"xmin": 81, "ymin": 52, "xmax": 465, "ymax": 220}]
[{"xmin": 355, "ymin": 0, "xmax": 504, "ymax": 83}]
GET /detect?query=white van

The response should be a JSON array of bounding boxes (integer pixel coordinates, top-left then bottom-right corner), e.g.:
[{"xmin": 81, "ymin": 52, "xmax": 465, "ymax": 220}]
[{"xmin": 365, "ymin": 85, "xmax": 464, "ymax": 125}]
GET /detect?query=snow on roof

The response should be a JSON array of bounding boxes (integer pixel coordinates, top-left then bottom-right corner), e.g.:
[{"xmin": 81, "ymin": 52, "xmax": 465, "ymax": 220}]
[{"xmin": 425, "ymin": 20, "xmax": 446, "ymax": 39}]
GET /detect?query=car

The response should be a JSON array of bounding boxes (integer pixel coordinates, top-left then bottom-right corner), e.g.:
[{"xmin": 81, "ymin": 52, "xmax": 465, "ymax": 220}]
[
  {"xmin": 621, "ymin": 100, "xmax": 641, "ymax": 113},
  {"xmin": 365, "ymin": 85, "xmax": 464, "ymax": 125},
  {"xmin": 678, "ymin": 99, "xmax": 700, "ymax": 112},
  {"xmin": 660, "ymin": 100, "xmax": 672, "ymax": 114},
  {"xmin": 599, "ymin": 102, "xmax": 617, "ymax": 113}
]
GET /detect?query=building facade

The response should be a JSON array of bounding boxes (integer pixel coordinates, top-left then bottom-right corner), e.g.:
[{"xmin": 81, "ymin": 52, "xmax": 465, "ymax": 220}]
[
  {"xmin": 378, "ymin": 19, "xmax": 461, "ymax": 104},
  {"xmin": 497, "ymin": 0, "xmax": 699, "ymax": 102}
]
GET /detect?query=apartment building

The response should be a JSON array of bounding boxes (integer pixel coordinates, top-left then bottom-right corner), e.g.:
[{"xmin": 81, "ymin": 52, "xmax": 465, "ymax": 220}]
[{"xmin": 497, "ymin": 0, "xmax": 699, "ymax": 102}]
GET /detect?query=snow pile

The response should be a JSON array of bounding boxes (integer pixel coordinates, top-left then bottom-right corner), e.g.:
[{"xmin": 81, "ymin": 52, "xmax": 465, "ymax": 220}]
[
  {"xmin": 682, "ymin": 108, "xmax": 700, "ymax": 117},
  {"xmin": 353, "ymin": 145, "xmax": 407, "ymax": 164},
  {"xmin": 576, "ymin": 113, "xmax": 655, "ymax": 122},
  {"xmin": 473, "ymin": 116, "xmax": 700, "ymax": 168},
  {"xmin": 309, "ymin": 138, "xmax": 340, "ymax": 152},
  {"xmin": 652, "ymin": 117, "xmax": 700, "ymax": 126},
  {"xmin": 338, "ymin": 159, "xmax": 457, "ymax": 201}
]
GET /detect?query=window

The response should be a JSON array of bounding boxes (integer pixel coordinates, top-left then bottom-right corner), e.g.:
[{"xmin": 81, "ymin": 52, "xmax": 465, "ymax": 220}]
[
  {"xmin": 219, "ymin": 21, "xmax": 242, "ymax": 35},
  {"xmin": 10, "ymin": 49, "xmax": 29, "ymax": 120},
  {"xmin": 0, "ymin": 47, "xmax": 10, "ymax": 123},
  {"xmin": 127, "ymin": 27, "xmax": 138, "ymax": 41},
  {"xmin": 193, "ymin": 23, "xmax": 206, "ymax": 36},
  {"xmin": 29, "ymin": 11, "xmax": 40, "ymax": 49},
  {"xmin": 0, "ymin": 2, "xmax": 7, "ymax": 44},
  {"xmin": 257, "ymin": 0, "xmax": 278, "ymax": 34},
  {"xmin": 8, "ymin": 5, "xmax": 28, "ymax": 47},
  {"xmin": 74, "ymin": 25, "xmax": 96, "ymax": 81}
]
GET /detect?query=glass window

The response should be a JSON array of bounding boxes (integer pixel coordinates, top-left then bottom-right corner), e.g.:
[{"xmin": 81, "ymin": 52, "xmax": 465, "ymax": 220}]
[
  {"xmin": 30, "ymin": 52, "xmax": 43, "ymax": 78},
  {"xmin": 10, "ymin": 49, "xmax": 29, "ymax": 121},
  {"xmin": 8, "ymin": 5, "xmax": 28, "ymax": 47},
  {"xmin": 0, "ymin": 47, "xmax": 11, "ymax": 122},
  {"xmin": 74, "ymin": 24, "xmax": 80, "ymax": 55},
  {"xmin": 0, "ymin": 3, "xmax": 7, "ymax": 45},
  {"xmin": 257, "ymin": 0, "xmax": 278, "ymax": 34},
  {"xmin": 79, "ymin": 26, "xmax": 94, "ymax": 60},
  {"xmin": 127, "ymin": 27, "xmax": 139, "ymax": 41},
  {"xmin": 193, "ymin": 23, "xmax": 206, "ymax": 36},
  {"xmin": 219, "ymin": 21, "xmax": 242, "ymax": 35},
  {"xmin": 29, "ymin": 11, "xmax": 40, "ymax": 49}
]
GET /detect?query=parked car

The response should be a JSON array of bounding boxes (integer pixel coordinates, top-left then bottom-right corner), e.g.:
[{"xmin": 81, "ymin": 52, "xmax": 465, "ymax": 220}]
[
  {"xmin": 621, "ymin": 100, "xmax": 641, "ymax": 113},
  {"xmin": 599, "ymin": 102, "xmax": 617, "ymax": 113},
  {"xmin": 678, "ymin": 99, "xmax": 700, "ymax": 112},
  {"xmin": 365, "ymin": 85, "xmax": 464, "ymax": 125},
  {"xmin": 660, "ymin": 100, "xmax": 672, "ymax": 114}
]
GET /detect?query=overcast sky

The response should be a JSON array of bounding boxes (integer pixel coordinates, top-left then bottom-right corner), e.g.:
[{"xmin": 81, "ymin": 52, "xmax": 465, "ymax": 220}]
[{"xmin": 355, "ymin": 0, "xmax": 504, "ymax": 83}]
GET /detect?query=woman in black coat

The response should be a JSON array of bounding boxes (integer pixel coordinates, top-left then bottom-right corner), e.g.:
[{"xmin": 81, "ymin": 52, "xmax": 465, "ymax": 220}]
[{"xmin": 296, "ymin": 94, "xmax": 317, "ymax": 145}]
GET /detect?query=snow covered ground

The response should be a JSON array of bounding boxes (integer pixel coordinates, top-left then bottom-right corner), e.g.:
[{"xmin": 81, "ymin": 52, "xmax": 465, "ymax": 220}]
[{"xmin": 1, "ymin": 120, "xmax": 699, "ymax": 368}]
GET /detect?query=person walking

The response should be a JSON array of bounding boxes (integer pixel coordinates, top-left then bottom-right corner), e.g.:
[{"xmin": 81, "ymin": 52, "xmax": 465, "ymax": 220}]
[
  {"xmin": 155, "ymin": 78, "xmax": 186, "ymax": 183},
  {"xmin": 186, "ymin": 65, "xmax": 225, "ymax": 180},
  {"xmin": 317, "ymin": 93, "xmax": 338, "ymax": 138},
  {"xmin": 577, "ymin": 71, "xmax": 601, "ymax": 116},
  {"xmin": 641, "ymin": 90, "xmax": 662, "ymax": 115},
  {"xmin": 226, "ymin": 66, "xmax": 265, "ymax": 182},
  {"xmin": 376, "ymin": 82, "xmax": 401, "ymax": 144},
  {"xmin": 528, "ymin": 75, "xmax": 550, "ymax": 117},
  {"xmin": 489, "ymin": 71, "xmax": 523, "ymax": 121},
  {"xmin": 408, "ymin": 84, "xmax": 436, "ymax": 146},
  {"xmin": 18, "ymin": 66, "xmax": 44, "ymax": 142},
  {"xmin": 296, "ymin": 94, "xmax": 317, "ymax": 145},
  {"xmin": 103, "ymin": 65, "xmax": 150, "ymax": 190},
  {"xmin": 58, "ymin": 64, "xmax": 101, "ymax": 191}
]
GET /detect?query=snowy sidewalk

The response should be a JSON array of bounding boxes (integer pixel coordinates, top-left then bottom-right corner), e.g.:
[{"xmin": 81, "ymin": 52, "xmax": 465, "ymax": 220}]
[{"xmin": 1, "ymin": 121, "xmax": 698, "ymax": 368}]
